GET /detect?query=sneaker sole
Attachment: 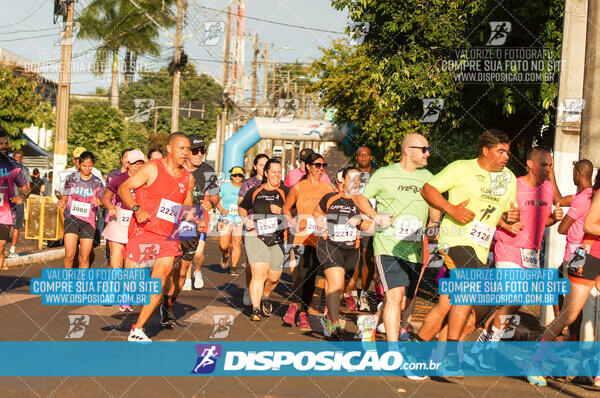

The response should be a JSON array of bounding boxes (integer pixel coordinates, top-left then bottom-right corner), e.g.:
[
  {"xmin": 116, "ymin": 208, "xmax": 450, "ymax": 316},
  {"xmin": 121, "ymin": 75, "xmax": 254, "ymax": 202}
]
[{"xmin": 251, "ymin": 316, "xmax": 261, "ymax": 321}]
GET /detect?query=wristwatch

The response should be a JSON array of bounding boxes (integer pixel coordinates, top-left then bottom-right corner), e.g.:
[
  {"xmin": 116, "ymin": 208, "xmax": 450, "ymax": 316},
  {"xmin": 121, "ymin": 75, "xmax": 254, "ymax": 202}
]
[{"xmin": 132, "ymin": 205, "xmax": 140, "ymax": 212}]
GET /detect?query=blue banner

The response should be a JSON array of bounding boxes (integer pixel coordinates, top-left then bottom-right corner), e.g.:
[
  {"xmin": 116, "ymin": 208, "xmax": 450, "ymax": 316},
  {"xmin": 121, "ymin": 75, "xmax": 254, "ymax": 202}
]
[{"xmin": 1, "ymin": 342, "xmax": 598, "ymax": 377}]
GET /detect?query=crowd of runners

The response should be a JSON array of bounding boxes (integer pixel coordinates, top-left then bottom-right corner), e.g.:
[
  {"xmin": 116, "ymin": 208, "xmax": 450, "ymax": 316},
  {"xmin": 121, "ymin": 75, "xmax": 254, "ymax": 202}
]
[{"xmin": 2, "ymin": 126, "xmax": 600, "ymax": 385}]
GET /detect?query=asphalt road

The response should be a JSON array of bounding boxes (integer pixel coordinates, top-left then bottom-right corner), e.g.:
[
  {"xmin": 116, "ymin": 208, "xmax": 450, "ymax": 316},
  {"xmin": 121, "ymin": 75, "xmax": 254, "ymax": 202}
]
[{"xmin": 1, "ymin": 239, "xmax": 599, "ymax": 397}]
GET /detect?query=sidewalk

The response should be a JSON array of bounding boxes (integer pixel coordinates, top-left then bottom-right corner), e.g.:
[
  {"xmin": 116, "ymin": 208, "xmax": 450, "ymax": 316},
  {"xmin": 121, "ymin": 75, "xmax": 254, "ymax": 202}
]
[{"xmin": 1, "ymin": 228, "xmax": 66, "ymax": 270}]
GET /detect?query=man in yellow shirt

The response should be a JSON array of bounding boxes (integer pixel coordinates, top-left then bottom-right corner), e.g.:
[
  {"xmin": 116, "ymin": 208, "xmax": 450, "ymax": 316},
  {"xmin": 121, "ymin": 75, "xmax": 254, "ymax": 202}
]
[{"xmin": 417, "ymin": 129, "xmax": 520, "ymax": 372}]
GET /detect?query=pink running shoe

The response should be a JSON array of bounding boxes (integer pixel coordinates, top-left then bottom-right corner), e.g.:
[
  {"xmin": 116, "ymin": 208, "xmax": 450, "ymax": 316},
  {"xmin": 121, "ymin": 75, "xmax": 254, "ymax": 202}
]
[
  {"xmin": 119, "ymin": 305, "xmax": 133, "ymax": 312},
  {"xmin": 344, "ymin": 295, "xmax": 357, "ymax": 311},
  {"xmin": 283, "ymin": 304, "xmax": 298, "ymax": 325},
  {"xmin": 296, "ymin": 312, "xmax": 310, "ymax": 329}
]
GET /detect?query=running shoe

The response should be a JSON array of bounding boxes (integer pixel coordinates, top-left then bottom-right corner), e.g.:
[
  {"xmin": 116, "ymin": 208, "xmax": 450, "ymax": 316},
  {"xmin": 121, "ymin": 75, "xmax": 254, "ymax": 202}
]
[
  {"xmin": 119, "ymin": 304, "xmax": 133, "ymax": 312},
  {"xmin": 399, "ymin": 327, "xmax": 409, "ymax": 342},
  {"xmin": 220, "ymin": 253, "xmax": 229, "ymax": 269},
  {"xmin": 261, "ymin": 298, "xmax": 273, "ymax": 317},
  {"xmin": 331, "ymin": 322, "xmax": 343, "ymax": 340},
  {"xmin": 160, "ymin": 303, "xmax": 175, "ymax": 327},
  {"xmin": 251, "ymin": 307, "xmax": 261, "ymax": 321},
  {"xmin": 527, "ymin": 375, "xmax": 547, "ymax": 386},
  {"xmin": 296, "ymin": 312, "xmax": 310, "ymax": 329},
  {"xmin": 440, "ymin": 354, "xmax": 464, "ymax": 378},
  {"xmin": 594, "ymin": 376, "xmax": 600, "ymax": 387},
  {"xmin": 128, "ymin": 325, "xmax": 151, "ymax": 343},
  {"xmin": 228, "ymin": 267, "xmax": 239, "ymax": 276},
  {"xmin": 377, "ymin": 322, "xmax": 386, "ymax": 335},
  {"xmin": 320, "ymin": 315, "xmax": 333, "ymax": 338},
  {"xmin": 283, "ymin": 304, "xmax": 298, "ymax": 325},
  {"xmin": 242, "ymin": 288, "xmax": 251, "ymax": 306},
  {"xmin": 404, "ymin": 354, "xmax": 428, "ymax": 381},
  {"xmin": 358, "ymin": 294, "xmax": 370, "ymax": 312},
  {"xmin": 194, "ymin": 270, "xmax": 204, "ymax": 289},
  {"xmin": 344, "ymin": 294, "xmax": 357, "ymax": 311},
  {"xmin": 357, "ymin": 315, "xmax": 378, "ymax": 341},
  {"xmin": 523, "ymin": 359, "xmax": 546, "ymax": 386},
  {"xmin": 462, "ymin": 350, "xmax": 493, "ymax": 372},
  {"xmin": 182, "ymin": 278, "xmax": 192, "ymax": 291}
]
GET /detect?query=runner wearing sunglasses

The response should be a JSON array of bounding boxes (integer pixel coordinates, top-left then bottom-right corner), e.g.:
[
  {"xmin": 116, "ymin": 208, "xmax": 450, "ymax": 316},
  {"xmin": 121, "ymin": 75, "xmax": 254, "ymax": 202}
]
[
  {"xmin": 283, "ymin": 152, "xmax": 334, "ymax": 329},
  {"xmin": 216, "ymin": 166, "xmax": 245, "ymax": 275}
]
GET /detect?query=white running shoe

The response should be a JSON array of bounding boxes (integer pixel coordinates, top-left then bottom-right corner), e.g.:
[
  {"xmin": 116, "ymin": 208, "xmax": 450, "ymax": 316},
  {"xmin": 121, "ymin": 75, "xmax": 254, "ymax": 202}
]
[
  {"xmin": 194, "ymin": 271, "xmax": 204, "ymax": 289},
  {"xmin": 242, "ymin": 288, "xmax": 251, "ymax": 306},
  {"xmin": 358, "ymin": 294, "xmax": 370, "ymax": 312},
  {"xmin": 182, "ymin": 279, "xmax": 192, "ymax": 291},
  {"xmin": 128, "ymin": 326, "xmax": 151, "ymax": 343}
]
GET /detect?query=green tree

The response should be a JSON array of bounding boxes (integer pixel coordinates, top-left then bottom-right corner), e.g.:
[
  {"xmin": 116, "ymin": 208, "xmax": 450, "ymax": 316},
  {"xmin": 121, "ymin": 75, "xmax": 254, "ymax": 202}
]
[
  {"xmin": 68, "ymin": 101, "xmax": 148, "ymax": 173},
  {"xmin": 312, "ymin": 0, "xmax": 563, "ymax": 174},
  {"xmin": 120, "ymin": 64, "xmax": 222, "ymax": 149},
  {"xmin": 0, "ymin": 65, "xmax": 55, "ymax": 149},
  {"xmin": 76, "ymin": 0, "xmax": 175, "ymax": 109}
]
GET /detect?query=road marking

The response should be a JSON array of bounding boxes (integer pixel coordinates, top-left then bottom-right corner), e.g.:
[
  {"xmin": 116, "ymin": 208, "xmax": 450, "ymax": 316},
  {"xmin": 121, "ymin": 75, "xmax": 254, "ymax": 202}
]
[{"xmin": 184, "ymin": 305, "xmax": 241, "ymax": 325}]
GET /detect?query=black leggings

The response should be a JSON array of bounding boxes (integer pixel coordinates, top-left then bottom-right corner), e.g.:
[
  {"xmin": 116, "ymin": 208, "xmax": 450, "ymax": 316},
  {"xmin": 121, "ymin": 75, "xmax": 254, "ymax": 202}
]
[{"xmin": 293, "ymin": 245, "xmax": 320, "ymax": 312}]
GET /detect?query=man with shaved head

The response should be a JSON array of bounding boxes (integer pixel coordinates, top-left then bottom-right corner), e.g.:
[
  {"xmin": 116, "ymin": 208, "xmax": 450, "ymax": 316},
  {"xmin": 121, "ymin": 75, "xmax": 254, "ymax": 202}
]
[{"xmin": 352, "ymin": 133, "xmax": 440, "ymax": 362}]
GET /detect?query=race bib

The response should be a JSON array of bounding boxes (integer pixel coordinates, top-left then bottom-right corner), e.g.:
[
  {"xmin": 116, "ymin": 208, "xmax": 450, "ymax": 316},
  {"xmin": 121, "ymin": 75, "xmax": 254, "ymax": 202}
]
[
  {"xmin": 520, "ymin": 248, "xmax": 540, "ymax": 269},
  {"xmin": 468, "ymin": 220, "xmax": 494, "ymax": 247},
  {"xmin": 305, "ymin": 217, "xmax": 317, "ymax": 234},
  {"xmin": 0, "ymin": 192, "xmax": 4, "ymax": 207},
  {"xmin": 179, "ymin": 220, "xmax": 197, "ymax": 239},
  {"xmin": 71, "ymin": 201, "xmax": 91, "ymax": 218},
  {"xmin": 368, "ymin": 198, "xmax": 377, "ymax": 210},
  {"xmin": 330, "ymin": 224, "xmax": 358, "ymax": 243},
  {"xmin": 395, "ymin": 218, "xmax": 423, "ymax": 241},
  {"xmin": 256, "ymin": 217, "xmax": 278, "ymax": 235},
  {"xmin": 156, "ymin": 198, "xmax": 182, "ymax": 224},
  {"xmin": 228, "ymin": 204, "xmax": 238, "ymax": 215},
  {"xmin": 119, "ymin": 209, "xmax": 133, "ymax": 226}
]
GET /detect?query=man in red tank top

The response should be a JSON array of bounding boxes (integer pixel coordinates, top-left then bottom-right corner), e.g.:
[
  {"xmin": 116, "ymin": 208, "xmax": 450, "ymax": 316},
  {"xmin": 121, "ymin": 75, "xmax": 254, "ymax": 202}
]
[{"xmin": 118, "ymin": 132, "xmax": 197, "ymax": 342}]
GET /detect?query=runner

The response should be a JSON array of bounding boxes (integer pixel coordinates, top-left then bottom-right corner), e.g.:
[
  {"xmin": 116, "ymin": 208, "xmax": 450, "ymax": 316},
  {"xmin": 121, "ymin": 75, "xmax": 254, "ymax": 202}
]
[
  {"xmin": 120, "ymin": 132, "xmax": 196, "ymax": 342},
  {"xmin": 349, "ymin": 146, "xmax": 378, "ymax": 312},
  {"xmin": 0, "ymin": 130, "xmax": 29, "ymax": 269},
  {"xmin": 464, "ymin": 147, "xmax": 563, "ymax": 368},
  {"xmin": 100, "ymin": 150, "xmax": 146, "ymax": 311},
  {"xmin": 418, "ymin": 129, "xmax": 519, "ymax": 373},
  {"xmin": 315, "ymin": 166, "xmax": 369, "ymax": 339},
  {"xmin": 147, "ymin": 148, "xmax": 163, "ymax": 161},
  {"xmin": 216, "ymin": 166, "xmax": 244, "ymax": 275},
  {"xmin": 8, "ymin": 150, "xmax": 31, "ymax": 259},
  {"xmin": 527, "ymin": 160, "xmax": 597, "ymax": 386},
  {"xmin": 238, "ymin": 159, "xmax": 289, "ymax": 321},
  {"xmin": 58, "ymin": 151, "xmax": 105, "ymax": 269},
  {"xmin": 283, "ymin": 152, "xmax": 335, "ymax": 329},
  {"xmin": 284, "ymin": 148, "xmax": 331, "ymax": 187},
  {"xmin": 179, "ymin": 134, "xmax": 220, "ymax": 291},
  {"xmin": 160, "ymin": 134, "xmax": 218, "ymax": 327},
  {"xmin": 352, "ymin": 134, "xmax": 439, "ymax": 349},
  {"xmin": 238, "ymin": 153, "xmax": 269, "ymax": 306},
  {"xmin": 56, "ymin": 146, "xmax": 105, "ymax": 195}
]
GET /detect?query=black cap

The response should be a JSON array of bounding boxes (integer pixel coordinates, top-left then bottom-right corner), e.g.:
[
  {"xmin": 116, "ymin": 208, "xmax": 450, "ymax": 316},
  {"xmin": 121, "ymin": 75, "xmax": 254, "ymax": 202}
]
[
  {"xmin": 188, "ymin": 133, "xmax": 206, "ymax": 149},
  {"xmin": 299, "ymin": 148, "xmax": 314, "ymax": 162}
]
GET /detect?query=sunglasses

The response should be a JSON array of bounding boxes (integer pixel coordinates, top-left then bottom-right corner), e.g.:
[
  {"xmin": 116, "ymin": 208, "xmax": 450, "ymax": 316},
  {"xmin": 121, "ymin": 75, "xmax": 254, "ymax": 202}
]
[
  {"xmin": 409, "ymin": 146, "xmax": 432, "ymax": 154},
  {"xmin": 191, "ymin": 147, "xmax": 207, "ymax": 155},
  {"xmin": 310, "ymin": 162, "xmax": 328, "ymax": 169},
  {"xmin": 231, "ymin": 173, "xmax": 244, "ymax": 178}
]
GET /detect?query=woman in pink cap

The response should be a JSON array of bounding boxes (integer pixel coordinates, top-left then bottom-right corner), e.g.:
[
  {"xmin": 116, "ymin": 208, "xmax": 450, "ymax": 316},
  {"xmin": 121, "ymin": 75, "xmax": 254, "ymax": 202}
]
[{"xmin": 100, "ymin": 149, "xmax": 146, "ymax": 311}]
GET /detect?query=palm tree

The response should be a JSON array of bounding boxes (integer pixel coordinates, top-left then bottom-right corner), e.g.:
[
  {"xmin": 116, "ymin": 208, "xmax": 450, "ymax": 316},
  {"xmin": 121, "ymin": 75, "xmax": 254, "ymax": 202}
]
[{"xmin": 76, "ymin": 0, "xmax": 175, "ymax": 108}]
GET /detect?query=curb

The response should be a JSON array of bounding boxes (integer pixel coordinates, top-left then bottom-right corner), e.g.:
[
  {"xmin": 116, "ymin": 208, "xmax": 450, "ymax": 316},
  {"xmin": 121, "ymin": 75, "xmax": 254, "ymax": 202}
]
[{"xmin": 2, "ymin": 248, "xmax": 66, "ymax": 270}]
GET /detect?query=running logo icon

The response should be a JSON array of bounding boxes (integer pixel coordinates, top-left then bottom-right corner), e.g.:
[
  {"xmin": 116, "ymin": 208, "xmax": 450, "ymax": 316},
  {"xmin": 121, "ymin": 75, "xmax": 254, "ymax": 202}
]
[
  {"xmin": 136, "ymin": 244, "xmax": 161, "ymax": 268},
  {"xmin": 274, "ymin": 99, "xmax": 299, "ymax": 123},
  {"xmin": 498, "ymin": 315, "xmax": 520, "ymax": 339},
  {"xmin": 488, "ymin": 171, "xmax": 510, "ymax": 196},
  {"xmin": 56, "ymin": 22, "xmax": 80, "ymax": 46},
  {"xmin": 191, "ymin": 344, "xmax": 222, "ymax": 374},
  {"xmin": 211, "ymin": 315, "xmax": 234, "ymax": 338},
  {"xmin": 348, "ymin": 22, "xmax": 369, "ymax": 46},
  {"xmin": 200, "ymin": 22, "xmax": 225, "ymax": 46},
  {"xmin": 486, "ymin": 21, "xmax": 511, "ymax": 46},
  {"xmin": 420, "ymin": 99, "xmax": 444, "ymax": 123},
  {"xmin": 65, "ymin": 315, "xmax": 89, "ymax": 339}
]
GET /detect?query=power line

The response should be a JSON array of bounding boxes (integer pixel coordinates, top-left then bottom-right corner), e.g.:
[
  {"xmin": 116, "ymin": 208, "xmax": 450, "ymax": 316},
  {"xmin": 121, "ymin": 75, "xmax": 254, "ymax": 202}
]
[
  {"xmin": 0, "ymin": 0, "xmax": 46, "ymax": 28},
  {"xmin": 0, "ymin": 26, "xmax": 56, "ymax": 34},
  {"xmin": 190, "ymin": 2, "xmax": 345, "ymax": 35},
  {"xmin": 0, "ymin": 32, "xmax": 58, "ymax": 42}
]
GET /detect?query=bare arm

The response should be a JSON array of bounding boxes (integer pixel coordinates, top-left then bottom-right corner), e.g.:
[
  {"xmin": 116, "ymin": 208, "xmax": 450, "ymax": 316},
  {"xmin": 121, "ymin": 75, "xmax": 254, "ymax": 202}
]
[
  {"xmin": 421, "ymin": 183, "xmax": 475, "ymax": 224},
  {"xmin": 558, "ymin": 215, "xmax": 576, "ymax": 235},
  {"xmin": 101, "ymin": 189, "xmax": 116, "ymax": 216},
  {"xmin": 118, "ymin": 162, "xmax": 157, "ymax": 223},
  {"xmin": 583, "ymin": 192, "xmax": 600, "ymax": 236},
  {"xmin": 282, "ymin": 185, "xmax": 299, "ymax": 229}
]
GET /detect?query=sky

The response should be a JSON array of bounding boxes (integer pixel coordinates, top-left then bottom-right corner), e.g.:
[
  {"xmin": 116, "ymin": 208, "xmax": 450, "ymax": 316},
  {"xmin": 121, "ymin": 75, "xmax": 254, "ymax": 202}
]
[{"xmin": 0, "ymin": 0, "xmax": 349, "ymax": 96}]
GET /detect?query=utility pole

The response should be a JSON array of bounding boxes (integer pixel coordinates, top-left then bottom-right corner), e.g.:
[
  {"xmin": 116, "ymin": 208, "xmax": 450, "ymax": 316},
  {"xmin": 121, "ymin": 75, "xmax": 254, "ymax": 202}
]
[
  {"xmin": 262, "ymin": 43, "xmax": 269, "ymax": 105},
  {"xmin": 52, "ymin": 0, "xmax": 74, "ymax": 194},
  {"xmin": 250, "ymin": 33, "xmax": 258, "ymax": 109},
  {"xmin": 217, "ymin": 5, "xmax": 232, "ymax": 174},
  {"xmin": 271, "ymin": 63, "xmax": 277, "ymax": 104},
  {"xmin": 286, "ymin": 70, "xmax": 291, "ymax": 99},
  {"xmin": 170, "ymin": 0, "xmax": 184, "ymax": 133}
]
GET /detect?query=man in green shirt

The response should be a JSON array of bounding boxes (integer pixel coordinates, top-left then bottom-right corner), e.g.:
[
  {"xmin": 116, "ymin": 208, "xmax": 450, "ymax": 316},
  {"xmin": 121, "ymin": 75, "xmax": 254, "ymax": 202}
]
[
  {"xmin": 417, "ymin": 129, "xmax": 520, "ymax": 371},
  {"xmin": 353, "ymin": 133, "xmax": 441, "ymax": 347}
]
